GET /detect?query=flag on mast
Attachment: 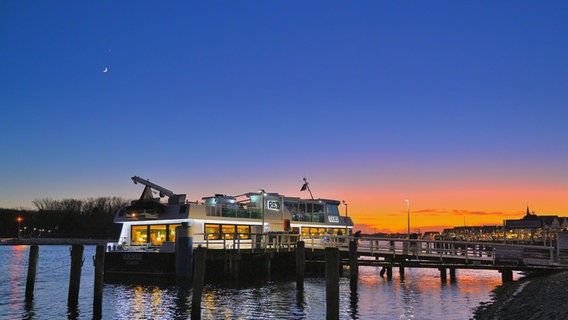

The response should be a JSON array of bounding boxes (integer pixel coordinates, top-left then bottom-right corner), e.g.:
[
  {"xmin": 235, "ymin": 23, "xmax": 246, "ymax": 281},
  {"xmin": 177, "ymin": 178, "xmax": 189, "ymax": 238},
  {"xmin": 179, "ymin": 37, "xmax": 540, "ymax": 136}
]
[
  {"xmin": 300, "ymin": 179, "xmax": 308, "ymax": 191},
  {"xmin": 300, "ymin": 177, "xmax": 314, "ymax": 199}
]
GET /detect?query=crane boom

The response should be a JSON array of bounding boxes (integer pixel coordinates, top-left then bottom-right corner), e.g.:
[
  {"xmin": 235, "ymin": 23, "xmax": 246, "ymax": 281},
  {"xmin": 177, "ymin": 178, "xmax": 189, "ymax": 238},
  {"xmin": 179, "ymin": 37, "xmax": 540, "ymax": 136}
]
[{"xmin": 131, "ymin": 176, "xmax": 176, "ymax": 198}]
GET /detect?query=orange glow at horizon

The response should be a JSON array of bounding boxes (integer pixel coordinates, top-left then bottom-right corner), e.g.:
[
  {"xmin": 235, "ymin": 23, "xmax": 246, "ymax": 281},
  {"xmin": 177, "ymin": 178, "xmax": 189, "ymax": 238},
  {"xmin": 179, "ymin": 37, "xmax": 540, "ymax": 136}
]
[{"xmin": 336, "ymin": 186, "xmax": 568, "ymax": 234}]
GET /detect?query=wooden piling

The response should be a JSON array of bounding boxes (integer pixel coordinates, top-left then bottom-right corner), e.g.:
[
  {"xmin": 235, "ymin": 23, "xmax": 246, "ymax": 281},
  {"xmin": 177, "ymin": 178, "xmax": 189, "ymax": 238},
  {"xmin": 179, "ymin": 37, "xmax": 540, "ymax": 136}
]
[
  {"xmin": 386, "ymin": 266, "xmax": 393, "ymax": 279},
  {"xmin": 325, "ymin": 247, "xmax": 340, "ymax": 320},
  {"xmin": 449, "ymin": 268, "xmax": 456, "ymax": 282},
  {"xmin": 25, "ymin": 245, "xmax": 39, "ymax": 300},
  {"xmin": 296, "ymin": 241, "xmax": 305, "ymax": 290},
  {"xmin": 68, "ymin": 244, "xmax": 84, "ymax": 307},
  {"xmin": 192, "ymin": 246, "xmax": 207, "ymax": 320},
  {"xmin": 439, "ymin": 268, "xmax": 447, "ymax": 283},
  {"xmin": 399, "ymin": 266, "xmax": 405, "ymax": 279},
  {"xmin": 500, "ymin": 269, "xmax": 513, "ymax": 283},
  {"xmin": 93, "ymin": 244, "xmax": 105, "ymax": 319},
  {"xmin": 349, "ymin": 240, "xmax": 358, "ymax": 290}
]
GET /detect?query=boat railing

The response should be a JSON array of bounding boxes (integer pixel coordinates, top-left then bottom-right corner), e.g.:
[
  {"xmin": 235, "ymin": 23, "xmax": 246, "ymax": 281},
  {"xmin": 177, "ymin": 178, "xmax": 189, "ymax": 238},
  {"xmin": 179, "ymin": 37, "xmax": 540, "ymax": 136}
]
[
  {"xmin": 195, "ymin": 232, "xmax": 300, "ymax": 252},
  {"xmin": 205, "ymin": 206, "xmax": 262, "ymax": 219}
]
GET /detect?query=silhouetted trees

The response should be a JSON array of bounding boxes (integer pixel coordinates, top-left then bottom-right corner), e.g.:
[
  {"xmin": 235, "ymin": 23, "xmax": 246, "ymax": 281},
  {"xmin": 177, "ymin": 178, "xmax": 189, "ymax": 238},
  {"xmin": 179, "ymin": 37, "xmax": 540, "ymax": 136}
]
[{"xmin": 0, "ymin": 197, "xmax": 129, "ymax": 239}]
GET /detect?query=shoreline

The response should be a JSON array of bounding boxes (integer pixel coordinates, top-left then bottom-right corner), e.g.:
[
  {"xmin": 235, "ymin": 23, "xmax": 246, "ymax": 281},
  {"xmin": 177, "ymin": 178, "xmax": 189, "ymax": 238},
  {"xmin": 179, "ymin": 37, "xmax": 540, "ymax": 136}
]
[
  {"xmin": 0, "ymin": 238, "xmax": 109, "ymax": 246},
  {"xmin": 472, "ymin": 270, "xmax": 568, "ymax": 319}
]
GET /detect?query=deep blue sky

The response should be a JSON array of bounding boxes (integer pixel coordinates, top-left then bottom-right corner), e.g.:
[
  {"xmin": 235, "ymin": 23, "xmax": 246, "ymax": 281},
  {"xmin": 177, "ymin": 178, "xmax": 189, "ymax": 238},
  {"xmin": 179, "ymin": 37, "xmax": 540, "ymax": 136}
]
[{"xmin": 1, "ymin": 1, "xmax": 567, "ymax": 230}]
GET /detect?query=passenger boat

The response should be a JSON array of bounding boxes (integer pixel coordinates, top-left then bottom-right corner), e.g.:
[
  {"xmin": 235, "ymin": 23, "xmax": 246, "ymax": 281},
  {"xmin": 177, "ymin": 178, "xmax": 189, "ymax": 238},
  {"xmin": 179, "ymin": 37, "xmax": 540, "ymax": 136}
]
[{"xmin": 105, "ymin": 176, "xmax": 354, "ymax": 276}]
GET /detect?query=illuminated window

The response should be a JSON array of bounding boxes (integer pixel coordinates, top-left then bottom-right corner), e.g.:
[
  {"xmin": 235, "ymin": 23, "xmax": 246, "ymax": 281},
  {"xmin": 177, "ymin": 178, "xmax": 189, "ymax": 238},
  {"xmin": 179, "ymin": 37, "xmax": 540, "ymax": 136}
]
[
  {"xmin": 205, "ymin": 224, "xmax": 220, "ymax": 240},
  {"xmin": 131, "ymin": 225, "xmax": 148, "ymax": 245},
  {"xmin": 222, "ymin": 225, "xmax": 236, "ymax": 239},
  {"xmin": 168, "ymin": 224, "xmax": 181, "ymax": 242},
  {"xmin": 236, "ymin": 225, "xmax": 251, "ymax": 239},
  {"xmin": 149, "ymin": 225, "xmax": 167, "ymax": 246}
]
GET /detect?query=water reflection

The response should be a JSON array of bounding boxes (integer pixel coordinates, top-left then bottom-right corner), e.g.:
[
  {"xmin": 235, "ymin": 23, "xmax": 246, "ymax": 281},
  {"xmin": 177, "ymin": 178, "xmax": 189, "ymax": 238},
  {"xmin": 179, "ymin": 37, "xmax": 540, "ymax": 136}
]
[{"xmin": 0, "ymin": 246, "xmax": 518, "ymax": 319}]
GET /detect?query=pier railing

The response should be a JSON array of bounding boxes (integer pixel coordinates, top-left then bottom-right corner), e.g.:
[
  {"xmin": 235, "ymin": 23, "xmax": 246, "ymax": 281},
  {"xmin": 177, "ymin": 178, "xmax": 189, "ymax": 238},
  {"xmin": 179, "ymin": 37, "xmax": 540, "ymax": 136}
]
[{"xmin": 347, "ymin": 235, "xmax": 560, "ymax": 268}]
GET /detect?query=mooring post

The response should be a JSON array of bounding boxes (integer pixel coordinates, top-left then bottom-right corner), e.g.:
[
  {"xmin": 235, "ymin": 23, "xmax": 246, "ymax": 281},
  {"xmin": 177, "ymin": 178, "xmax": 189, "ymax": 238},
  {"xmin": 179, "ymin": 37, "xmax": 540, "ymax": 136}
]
[
  {"xmin": 296, "ymin": 241, "xmax": 305, "ymax": 290},
  {"xmin": 175, "ymin": 222, "xmax": 193, "ymax": 279},
  {"xmin": 325, "ymin": 247, "xmax": 340, "ymax": 320},
  {"xmin": 93, "ymin": 244, "xmax": 105, "ymax": 319},
  {"xmin": 68, "ymin": 244, "xmax": 84, "ymax": 307},
  {"xmin": 349, "ymin": 240, "xmax": 358, "ymax": 290},
  {"xmin": 500, "ymin": 269, "xmax": 513, "ymax": 283},
  {"xmin": 192, "ymin": 246, "xmax": 207, "ymax": 320},
  {"xmin": 386, "ymin": 266, "xmax": 393, "ymax": 279},
  {"xmin": 25, "ymin": 245, "xmax": 39, "ymax": 300}
]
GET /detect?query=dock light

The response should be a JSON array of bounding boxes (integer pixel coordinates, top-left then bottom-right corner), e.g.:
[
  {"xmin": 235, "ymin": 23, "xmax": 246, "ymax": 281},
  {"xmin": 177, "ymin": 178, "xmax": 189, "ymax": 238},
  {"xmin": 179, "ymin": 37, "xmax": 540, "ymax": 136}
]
[
  {"xmin": 405, "ymin": 200, "xmax": 410, "ymax": 239},
  {"xmin": 17, "ymin": 217, "xmax": 22, "ymax": 239},
  {"xmin": 343, "ymin": 201, "xmax": 348, "ymax": 235}
]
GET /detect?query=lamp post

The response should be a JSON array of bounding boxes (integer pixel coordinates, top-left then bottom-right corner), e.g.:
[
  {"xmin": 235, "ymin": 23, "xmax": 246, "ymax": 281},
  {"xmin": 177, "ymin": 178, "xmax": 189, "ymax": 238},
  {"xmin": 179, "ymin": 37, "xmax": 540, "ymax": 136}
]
[
  {"xmin": 17, "ymin": 217, "xmax": 22, "ymax": 239},
  {"xmin": 343, "ymin": 201, "xmax": 348, "ymax": 235},
  {"xmin": 259, "ymin": 189, "xmax": 266, "ymax": 233},
  {"xmin": 405, "ymin": 200, "xmax": 410, "ymax": 239}
]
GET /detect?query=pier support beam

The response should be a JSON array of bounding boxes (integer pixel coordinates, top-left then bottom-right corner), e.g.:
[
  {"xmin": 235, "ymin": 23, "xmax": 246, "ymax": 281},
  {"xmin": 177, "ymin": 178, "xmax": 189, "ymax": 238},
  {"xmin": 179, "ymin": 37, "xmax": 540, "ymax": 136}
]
[
  {"xmin": 68, "ymin": 244, "xmax": 84, "ymax": 307},
  {"xmin": 25, "ymin": 245, "xmax": 39, "ymax": 300},
  {"xmin": 296, "ymin": 241, "xmax": 305, "ymax": 290},
  {"xmin": 449, "ymin": 268, "xmax": 456, "ymax": 283},
  {"xmin": 325, "ymin": 247, "xmax": 340, "ymax": 320},
  {"xmin": 349, "ymin": 240, "xmax": 358, "ymax": 290},
  {"xmin": 439, "ymin": 268, "xmax": 447, "ymax": 283},
  {"xmin": 399, "ymin": 266, "xmax": 405, "ymax": 279}
]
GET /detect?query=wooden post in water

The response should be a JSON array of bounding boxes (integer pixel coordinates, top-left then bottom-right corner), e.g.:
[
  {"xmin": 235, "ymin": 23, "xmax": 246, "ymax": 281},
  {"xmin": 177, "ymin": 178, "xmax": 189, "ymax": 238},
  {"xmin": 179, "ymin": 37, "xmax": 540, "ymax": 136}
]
[
  {"xmin": 25, "ymin": 245, "xmax": 39, "ymax": 300},
  {"xmin": 386, "ymin": 266, "xmax": 393, "ymax": 279},
  {"xmin": 439, "ymin": 267, "xmax": 447, "ymax": 283},
  {"xmin": 500, "ymin": 269, "xmax": 513, "ymax": 283},
  {"xmin": 449, "ymin": 268, "xmax": 456, "ymax": 282},
  {"xmin": 93, "ymin": 244, "xmax": 105, "ymax": 319},
  {"xmin": 349, "ymin": 240, "xmax": 358, "ymax": 290},
  {"xmin": 296, "ymin": 241, "xmax": 305, "ymax": 290},
  {"xmin": 325, "ymin": 247, "xmax": 340, "ymax": 320},
  {"xmin": 68, "ymin": 244, "xmax": 84, "ymax": 307},
  {"xmin": 192, "ymin": 246, "xmax": 207, "ymax": 320},
  {"xmin": 399, "ymin": 266, "xmax": 405, "ymax": 279}
]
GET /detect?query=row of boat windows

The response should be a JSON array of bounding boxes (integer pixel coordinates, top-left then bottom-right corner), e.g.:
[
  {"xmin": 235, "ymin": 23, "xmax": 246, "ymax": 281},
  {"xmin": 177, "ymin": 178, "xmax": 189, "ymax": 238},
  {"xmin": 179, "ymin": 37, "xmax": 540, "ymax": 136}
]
[
  {"xmin": 130, "ymin": 223, "xmax": 352, "ymax": 245},
  {"xmin": 131, "ymin": 224, "xmax": 181, "ymax": 246},
  {"xmin": 283, "ymin": 202, "xmax": 340, "ymax": 215}
]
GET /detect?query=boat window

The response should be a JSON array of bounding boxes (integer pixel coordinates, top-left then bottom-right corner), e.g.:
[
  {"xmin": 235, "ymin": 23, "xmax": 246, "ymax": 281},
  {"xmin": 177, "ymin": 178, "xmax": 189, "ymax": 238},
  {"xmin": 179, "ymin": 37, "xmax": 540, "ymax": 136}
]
[
  {"xmin": 131, "ymin": 225, "xmax": 148, "ymax": 245},
  {"xmin": 326, "ymin": 204, "xmax": 339, "ymax": 215},
  {"xmin": 205, "ymin": 224, "xmax": 221, "ymax": 240},
  {"xmin": 150, "ymin": 225, "xmax": 167, "ymax": 246},
  {"xmin": 168, "ymin": 224, "xmax": 181, "ymax": 242},
  {"xmin": 222, "ymin": 225, "xmax": 236, "ymax": 240},
  {"xmin": 313, "ymin": 203, "xmax": 324, "ymax": 214},
  {"xmin": 236, "ymin": 225, "xmax": 251, "ymax": 240}
]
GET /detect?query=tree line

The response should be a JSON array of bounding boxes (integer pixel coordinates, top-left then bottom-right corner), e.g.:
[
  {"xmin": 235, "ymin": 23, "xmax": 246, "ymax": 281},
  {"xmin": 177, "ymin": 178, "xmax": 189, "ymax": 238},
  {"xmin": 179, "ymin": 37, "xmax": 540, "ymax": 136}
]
[{"xmin": 0, "ymin": 197, "xmax": 129, "ymax": 239}]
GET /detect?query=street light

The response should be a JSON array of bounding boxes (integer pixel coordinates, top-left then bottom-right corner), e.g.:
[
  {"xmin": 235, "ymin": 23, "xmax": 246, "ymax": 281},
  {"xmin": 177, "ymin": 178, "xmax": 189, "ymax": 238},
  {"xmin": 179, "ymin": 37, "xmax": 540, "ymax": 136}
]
[
  {"xmin": 405, "ymin": 200, "xmax": 410, "ymax": 239},
  {"xmin": 258, "ymin": 189, "xmax": 266, "ymax": 233},
  {"xmin": 17, "ymin": 217, "xmax": 22, "ymax": 239},
  {"xmin": 342, "ymin": 201, "xmax": 348, "ymax": 235}
]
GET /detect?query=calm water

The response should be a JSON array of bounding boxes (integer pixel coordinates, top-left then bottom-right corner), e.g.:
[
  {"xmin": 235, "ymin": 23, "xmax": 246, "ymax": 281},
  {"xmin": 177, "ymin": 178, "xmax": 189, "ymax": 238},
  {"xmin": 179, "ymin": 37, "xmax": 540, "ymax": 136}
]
[{"xmin": 0, "ymin": 245, "xmax": 519, "ymax": 319}]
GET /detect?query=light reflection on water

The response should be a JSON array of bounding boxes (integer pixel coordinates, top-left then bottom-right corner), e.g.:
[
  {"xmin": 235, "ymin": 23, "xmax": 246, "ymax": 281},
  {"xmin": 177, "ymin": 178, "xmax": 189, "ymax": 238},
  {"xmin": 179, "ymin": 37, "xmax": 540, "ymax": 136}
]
[{"xmin": 0, "ymin": 245, "xmax": 517, "ymax": 319}]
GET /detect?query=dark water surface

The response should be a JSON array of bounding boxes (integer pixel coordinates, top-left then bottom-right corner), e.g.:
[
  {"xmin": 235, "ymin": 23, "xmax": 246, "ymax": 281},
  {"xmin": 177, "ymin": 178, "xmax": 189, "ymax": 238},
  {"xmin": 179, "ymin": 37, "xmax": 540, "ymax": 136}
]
[{"xmin": 0, "ymin": 245, "xmax": 518, "ymax": 319}]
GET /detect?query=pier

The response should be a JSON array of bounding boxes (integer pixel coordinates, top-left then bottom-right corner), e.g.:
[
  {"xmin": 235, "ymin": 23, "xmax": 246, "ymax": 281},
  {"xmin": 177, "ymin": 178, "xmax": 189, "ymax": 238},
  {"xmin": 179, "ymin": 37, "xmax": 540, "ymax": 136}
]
[{"xmin": 104, "ymin": 232, "xmax": 568, "ymax": 284}]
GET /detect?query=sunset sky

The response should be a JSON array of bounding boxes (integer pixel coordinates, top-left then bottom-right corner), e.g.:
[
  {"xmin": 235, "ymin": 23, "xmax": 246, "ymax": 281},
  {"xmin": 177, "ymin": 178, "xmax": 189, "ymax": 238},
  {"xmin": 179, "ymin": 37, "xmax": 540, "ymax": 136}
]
[{"xmin": 1, "ymin": 1, "xmax": 567, "ymax": 233}]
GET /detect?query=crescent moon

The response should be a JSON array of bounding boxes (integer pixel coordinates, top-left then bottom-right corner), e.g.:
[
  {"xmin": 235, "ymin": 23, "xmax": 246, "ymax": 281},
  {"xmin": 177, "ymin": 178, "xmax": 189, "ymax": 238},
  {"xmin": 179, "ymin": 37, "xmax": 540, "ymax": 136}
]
[{"xmin": 103, "ymin": 67, "xmax": 108, "ymax": 73}]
